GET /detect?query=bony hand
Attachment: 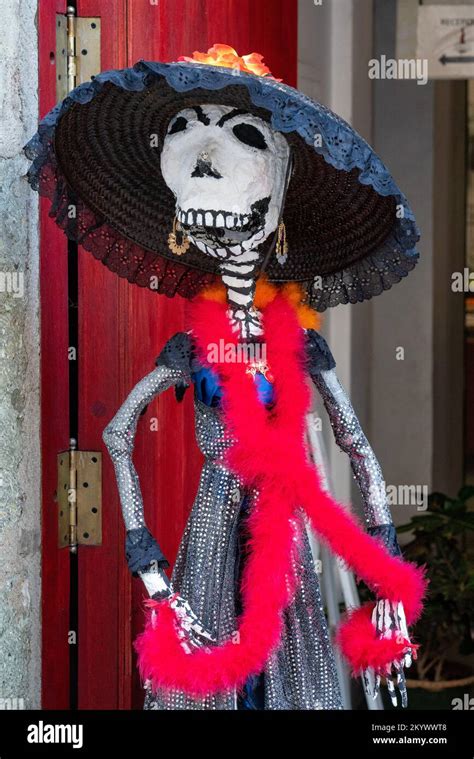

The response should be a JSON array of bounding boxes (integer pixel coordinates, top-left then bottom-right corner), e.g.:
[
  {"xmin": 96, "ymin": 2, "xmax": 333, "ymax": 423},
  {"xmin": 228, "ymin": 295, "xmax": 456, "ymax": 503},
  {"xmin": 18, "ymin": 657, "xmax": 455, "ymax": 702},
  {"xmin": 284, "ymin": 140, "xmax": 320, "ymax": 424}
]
[
  {"xmin": 362, "ymin": 600, "xmax": 414, "ymax": 708},
  {"xmin": 164, "ymin": 593, "xmax": 216, "ymax": 653},
  {"xmin": 139, "ymin": 563, "xmax": 216, "ymax": 654}
]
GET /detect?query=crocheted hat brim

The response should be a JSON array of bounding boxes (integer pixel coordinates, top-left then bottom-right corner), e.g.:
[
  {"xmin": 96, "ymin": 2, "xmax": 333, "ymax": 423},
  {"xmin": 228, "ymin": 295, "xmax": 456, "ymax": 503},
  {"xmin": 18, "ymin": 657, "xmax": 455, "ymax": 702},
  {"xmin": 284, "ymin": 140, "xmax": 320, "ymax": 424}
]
[{"xmin": 25, "ymin": 61, "xmax": 420, "ymax": 310}]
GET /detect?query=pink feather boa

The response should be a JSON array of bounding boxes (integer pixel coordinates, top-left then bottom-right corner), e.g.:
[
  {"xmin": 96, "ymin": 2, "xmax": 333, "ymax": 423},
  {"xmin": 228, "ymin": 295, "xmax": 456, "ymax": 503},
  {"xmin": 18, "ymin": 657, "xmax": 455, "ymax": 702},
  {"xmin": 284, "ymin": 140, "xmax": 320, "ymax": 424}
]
[{"xmin": 135, "ymin": 293, "xmax": 427, "ymax": 697}]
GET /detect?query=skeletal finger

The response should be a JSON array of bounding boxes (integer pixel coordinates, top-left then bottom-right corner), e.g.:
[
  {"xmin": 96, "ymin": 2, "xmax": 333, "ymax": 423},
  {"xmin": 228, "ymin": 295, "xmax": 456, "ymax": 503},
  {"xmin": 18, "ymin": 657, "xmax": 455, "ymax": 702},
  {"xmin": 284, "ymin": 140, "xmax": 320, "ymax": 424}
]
[
  {"xmin": 186, "ymin": 633, "xmax": 203, "ymax": 650},
  {"xmin": 372, "ymin": 600, "xmax": 382, "ymax": 633},
  {"xmin": 386, "ymin": 675, "xmax": 398, "ymax": 707},
  {"xmin": 385, "ymin": 664, "xmax": 398, "ymax": 706},
  {"xmin": 371, "ymin": 603, "xmax": 378, "ymax": 628},
  {"xmin": 397, "ymin": 671, "xmax": 408, "ymax": 709},
  {"xmin": 362, "ymin": 668, "xmax": 373, "ymax": 697},
  {"xmin": 397, "ymin": 602, "xmax": 409, "ymax": 638},
  {"xmin": 397, "ymin": 602, "xmax": 414, "ymax": 653},
  {"xmin": 176, "ymin": 626, "xmax": 200, "ymax": 652},
  {"xmin": 377, "ymin": 599, "xmax": 385, "ymax": 633},
  {"xmin": 373, "ymin": 673, "xmax": 381, "ymax": 700}
]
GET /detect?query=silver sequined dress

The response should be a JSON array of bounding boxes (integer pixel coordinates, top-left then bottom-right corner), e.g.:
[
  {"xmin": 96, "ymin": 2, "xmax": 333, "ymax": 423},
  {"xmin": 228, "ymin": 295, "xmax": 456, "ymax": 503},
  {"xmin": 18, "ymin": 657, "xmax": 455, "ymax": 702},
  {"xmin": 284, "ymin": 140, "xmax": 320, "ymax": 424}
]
[{"xmin": 103, "ymin": 329, "xmax": 400, "ymax": 710}]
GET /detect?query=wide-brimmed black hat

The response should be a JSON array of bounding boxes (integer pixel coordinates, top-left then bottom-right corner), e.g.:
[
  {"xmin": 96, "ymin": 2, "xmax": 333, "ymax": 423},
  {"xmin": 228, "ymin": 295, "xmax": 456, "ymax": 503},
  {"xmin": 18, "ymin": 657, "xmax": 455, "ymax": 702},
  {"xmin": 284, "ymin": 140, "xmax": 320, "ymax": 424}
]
[{"xmin": 25, "ymin": 47, "xmax": 420, "ymax": 310}]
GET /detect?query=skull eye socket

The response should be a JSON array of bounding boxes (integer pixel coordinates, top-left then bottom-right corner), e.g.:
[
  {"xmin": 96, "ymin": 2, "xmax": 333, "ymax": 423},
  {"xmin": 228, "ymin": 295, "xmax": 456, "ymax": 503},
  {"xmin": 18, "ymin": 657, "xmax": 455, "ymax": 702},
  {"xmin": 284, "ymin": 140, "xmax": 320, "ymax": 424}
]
[
  {"xmin": 168, "ymin": 116, "xmax": 188, "ymax": 135},
  {"xmin": 232, "ymin": 122, "xmax": 268, "ymax": 150}
]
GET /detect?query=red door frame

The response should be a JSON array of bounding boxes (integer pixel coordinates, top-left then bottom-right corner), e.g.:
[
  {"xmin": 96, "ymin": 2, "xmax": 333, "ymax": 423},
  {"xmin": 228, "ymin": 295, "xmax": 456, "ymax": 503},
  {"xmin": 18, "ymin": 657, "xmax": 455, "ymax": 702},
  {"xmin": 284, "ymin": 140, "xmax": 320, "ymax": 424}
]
[
  {"xmin": 39, "ymin": 0, "xmax": 72, "ymax": 709},
  {"xmin": 39, "ymin": 0, "xmax": 297, "ymax": 710}
]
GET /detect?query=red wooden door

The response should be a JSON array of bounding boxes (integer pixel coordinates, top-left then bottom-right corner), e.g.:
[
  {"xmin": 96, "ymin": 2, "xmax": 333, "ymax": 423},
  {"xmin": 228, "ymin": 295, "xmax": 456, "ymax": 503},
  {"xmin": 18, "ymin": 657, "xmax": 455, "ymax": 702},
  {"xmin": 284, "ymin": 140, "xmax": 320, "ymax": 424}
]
[{"xmin": 40, "ymin": 0, "xmax": 297, "ymax": 710}]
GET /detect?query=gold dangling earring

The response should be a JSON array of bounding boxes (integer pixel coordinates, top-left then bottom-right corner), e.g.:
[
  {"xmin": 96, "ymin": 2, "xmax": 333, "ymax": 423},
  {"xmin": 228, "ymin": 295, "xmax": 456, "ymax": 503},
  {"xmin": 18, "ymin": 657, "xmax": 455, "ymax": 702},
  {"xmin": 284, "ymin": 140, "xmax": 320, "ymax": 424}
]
[
  {"xmin": 275, "ymin": 221, "xmax": 289, "ymax": 265},
  {"xmin": 168, "ymin": 216, "xmax": 190, "ymax": 256}
]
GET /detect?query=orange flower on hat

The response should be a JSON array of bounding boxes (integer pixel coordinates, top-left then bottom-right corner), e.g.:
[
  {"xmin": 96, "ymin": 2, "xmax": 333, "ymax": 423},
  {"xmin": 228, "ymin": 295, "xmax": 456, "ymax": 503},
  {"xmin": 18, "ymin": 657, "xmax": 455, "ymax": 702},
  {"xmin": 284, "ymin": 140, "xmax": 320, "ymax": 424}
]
[{"xmin": 178, "ymin": 43, "xmax": 281, "ymax": 81}]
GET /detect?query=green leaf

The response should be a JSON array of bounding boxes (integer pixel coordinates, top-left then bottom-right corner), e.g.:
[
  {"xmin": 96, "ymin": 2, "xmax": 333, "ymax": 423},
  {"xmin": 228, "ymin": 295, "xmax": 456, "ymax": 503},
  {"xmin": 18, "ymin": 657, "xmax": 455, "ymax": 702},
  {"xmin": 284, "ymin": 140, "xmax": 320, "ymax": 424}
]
[{"xmin": 458, "ymin": 485, "xmax": 474, "ymax": 502}]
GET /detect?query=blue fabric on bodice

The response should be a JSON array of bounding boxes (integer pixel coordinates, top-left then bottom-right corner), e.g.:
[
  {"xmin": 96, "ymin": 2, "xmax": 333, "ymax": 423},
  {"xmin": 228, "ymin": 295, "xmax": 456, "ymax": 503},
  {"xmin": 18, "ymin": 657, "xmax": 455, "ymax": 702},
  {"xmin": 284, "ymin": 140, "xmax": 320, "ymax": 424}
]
[{"xmin": 191, "ymin": 365, "xmax": 274, "ymax": 407}]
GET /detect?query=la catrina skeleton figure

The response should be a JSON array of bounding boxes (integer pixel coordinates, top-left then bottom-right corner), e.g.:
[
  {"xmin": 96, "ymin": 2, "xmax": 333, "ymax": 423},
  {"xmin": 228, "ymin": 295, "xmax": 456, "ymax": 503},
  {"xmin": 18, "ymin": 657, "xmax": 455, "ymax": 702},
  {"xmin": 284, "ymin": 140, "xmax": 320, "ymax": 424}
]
[{"xmin": 26, "ymin": 45, "xmax": 427, "ymax": 710}]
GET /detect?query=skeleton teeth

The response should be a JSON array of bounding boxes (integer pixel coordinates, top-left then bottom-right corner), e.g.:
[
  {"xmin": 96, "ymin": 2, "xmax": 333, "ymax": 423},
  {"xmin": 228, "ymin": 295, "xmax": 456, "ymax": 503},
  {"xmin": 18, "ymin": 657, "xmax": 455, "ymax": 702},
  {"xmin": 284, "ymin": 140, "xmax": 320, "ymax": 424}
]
[
  {"xmin": 186, "ymin": 211, "xmax": 193, "ymax": 225},
  {"xmin": 195, "ymin": 212, "xmax": 203, "ymax": 226},
  {"xmin": 225, "ymin": 215, "xmax": 235, "ymax": 229},
  {"xmin": 205, "ymin": 212, "xmax": 213, "ymax": 226},
  {"xmin": 216, "ymin": 213, "xmax": 225, "ymax": 227}
]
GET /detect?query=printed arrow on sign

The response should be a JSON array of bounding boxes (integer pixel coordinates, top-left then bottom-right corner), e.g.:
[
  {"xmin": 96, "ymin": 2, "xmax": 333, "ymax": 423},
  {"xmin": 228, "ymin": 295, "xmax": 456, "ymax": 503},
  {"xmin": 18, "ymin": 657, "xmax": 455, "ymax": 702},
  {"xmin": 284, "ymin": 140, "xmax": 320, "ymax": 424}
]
[{"xmin": 440, "ymin": 54, "xmax": 474, "ymax": 64}]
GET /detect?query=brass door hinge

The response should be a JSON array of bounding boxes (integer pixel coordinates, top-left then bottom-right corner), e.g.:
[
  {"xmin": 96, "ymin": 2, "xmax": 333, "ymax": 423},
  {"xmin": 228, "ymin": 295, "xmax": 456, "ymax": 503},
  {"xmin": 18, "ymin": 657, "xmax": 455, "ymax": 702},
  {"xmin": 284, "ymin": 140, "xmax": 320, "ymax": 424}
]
[
  {"xmin": 57, "ymin": 439, "xmax": 102, "ymax": 551},
  {"xmin": 56, "ymin": 6, "xmax": 101, "ymax": 100}
]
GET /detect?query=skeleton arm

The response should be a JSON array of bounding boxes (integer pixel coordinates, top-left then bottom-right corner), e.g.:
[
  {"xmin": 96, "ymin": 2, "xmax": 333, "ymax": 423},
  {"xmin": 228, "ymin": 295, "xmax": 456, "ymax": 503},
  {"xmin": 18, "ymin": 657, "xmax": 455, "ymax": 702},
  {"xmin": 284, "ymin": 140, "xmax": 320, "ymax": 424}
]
[
  {"xmin": 311, "ymin": 367, "xmax": 398, "ymax": 534},
  {"xmin": 102, "ymin": 362, "xmax": 185, "ymax": 596},
  {"xmin": 102, "ymin": 335, "xmax": 215, "ymax": 649}
]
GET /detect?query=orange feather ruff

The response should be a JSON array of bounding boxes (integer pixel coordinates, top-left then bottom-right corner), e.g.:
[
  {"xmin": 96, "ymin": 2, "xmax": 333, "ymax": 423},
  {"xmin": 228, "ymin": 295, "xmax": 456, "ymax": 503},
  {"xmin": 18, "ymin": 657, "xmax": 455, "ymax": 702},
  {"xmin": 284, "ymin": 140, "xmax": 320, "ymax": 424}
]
[{"xmin": 200, "ymin": 276, "xmax": 320, "ymax": 331}]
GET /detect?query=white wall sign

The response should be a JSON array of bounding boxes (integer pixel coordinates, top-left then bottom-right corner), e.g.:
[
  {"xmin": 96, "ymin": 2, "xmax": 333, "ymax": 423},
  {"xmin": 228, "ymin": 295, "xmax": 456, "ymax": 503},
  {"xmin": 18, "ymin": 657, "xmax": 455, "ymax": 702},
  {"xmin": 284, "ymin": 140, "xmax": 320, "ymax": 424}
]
[{"xmin": 417, "ymin": 4, "xmax": 474, "ymax": 78}]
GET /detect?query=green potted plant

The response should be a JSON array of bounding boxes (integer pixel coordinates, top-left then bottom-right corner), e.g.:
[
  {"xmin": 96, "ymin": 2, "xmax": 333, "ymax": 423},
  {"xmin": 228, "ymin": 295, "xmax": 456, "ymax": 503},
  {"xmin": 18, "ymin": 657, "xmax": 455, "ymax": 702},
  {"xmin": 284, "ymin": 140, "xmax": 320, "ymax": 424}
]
[{"xmin": 393, "ymin": 487, "xmax": 474, "ymax": 709}]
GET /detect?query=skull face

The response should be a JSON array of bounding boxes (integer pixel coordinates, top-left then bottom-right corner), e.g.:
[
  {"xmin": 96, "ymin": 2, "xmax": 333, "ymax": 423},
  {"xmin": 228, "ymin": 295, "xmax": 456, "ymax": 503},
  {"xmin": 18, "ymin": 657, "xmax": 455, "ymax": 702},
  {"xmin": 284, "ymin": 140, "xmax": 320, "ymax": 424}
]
[{"xmin": 161, "ymin": 104, "xmax": 290, "ymax": 260}]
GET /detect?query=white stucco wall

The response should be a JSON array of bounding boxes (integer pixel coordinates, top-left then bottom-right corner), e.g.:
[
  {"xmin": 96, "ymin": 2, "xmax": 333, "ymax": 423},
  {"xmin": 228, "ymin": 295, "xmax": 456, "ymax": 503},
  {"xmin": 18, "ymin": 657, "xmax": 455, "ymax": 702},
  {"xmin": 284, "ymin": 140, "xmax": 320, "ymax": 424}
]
[{"xmin": 0, "ymin": 0, "xmax": 41, "ymax": 708}]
